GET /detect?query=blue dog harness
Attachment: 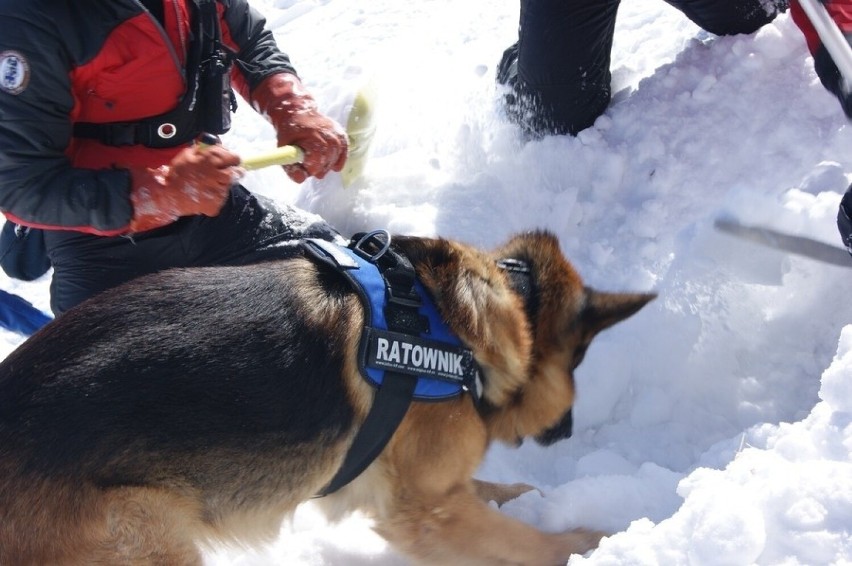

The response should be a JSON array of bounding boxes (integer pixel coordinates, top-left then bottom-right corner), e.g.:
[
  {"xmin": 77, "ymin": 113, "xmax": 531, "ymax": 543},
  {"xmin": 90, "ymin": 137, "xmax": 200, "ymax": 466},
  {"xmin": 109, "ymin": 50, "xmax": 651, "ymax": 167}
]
[{"xmin": 302, "ymin": 232, "xmax": 483, "ymax": 495}]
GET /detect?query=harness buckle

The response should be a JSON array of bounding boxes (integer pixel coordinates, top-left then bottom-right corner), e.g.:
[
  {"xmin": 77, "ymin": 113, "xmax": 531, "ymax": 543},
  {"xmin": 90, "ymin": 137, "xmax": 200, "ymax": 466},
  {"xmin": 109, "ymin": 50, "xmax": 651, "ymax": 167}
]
[
  {"xmin": 385, "ymin": 280, "xmax": 422, "ymax": 308},
  {"xmin": 102, "ymin": 124, "xmax": 138, "ymax": 146}
]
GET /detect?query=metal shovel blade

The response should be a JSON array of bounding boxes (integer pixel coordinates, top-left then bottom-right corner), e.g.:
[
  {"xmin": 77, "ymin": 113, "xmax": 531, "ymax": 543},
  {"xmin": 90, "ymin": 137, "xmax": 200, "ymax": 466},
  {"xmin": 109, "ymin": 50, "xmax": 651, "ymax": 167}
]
[{"xmin": 713, "ymin": 217, "xmax": 852, "ymax": 268}]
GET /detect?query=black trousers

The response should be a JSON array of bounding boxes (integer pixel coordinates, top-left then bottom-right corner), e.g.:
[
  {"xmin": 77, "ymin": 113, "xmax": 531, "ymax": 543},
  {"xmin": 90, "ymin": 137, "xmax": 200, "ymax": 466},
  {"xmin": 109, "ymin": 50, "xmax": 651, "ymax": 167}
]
[
  {"xmin": 43, "ymin": 186, "xmax": 341, "ymax": 315},
  {"xmin": 499, "ymin": 0, "xmax": 789, "ymax": 136},
  {"xmin": 838, "ymin": 183, "xmax": 852, "ymax": 254}
]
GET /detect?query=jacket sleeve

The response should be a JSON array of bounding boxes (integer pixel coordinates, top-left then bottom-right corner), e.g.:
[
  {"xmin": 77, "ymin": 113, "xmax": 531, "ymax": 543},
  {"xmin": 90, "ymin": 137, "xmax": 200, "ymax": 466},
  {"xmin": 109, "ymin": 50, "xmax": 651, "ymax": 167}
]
[
  {"xmin": 0, "ymin": 7, "xmax": 134, "ymax": 235},
  {"xmin": 219, "ymin": 0, "xmax": 299, "ymax": 102},
  {"xmin": 791, "ymin": 0, "xmax": 852, "ymax": 118}
]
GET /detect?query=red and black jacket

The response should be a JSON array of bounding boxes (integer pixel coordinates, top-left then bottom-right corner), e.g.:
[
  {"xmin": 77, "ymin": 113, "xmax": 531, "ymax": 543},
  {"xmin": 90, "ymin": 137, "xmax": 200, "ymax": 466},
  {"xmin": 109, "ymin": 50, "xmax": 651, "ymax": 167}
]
[
  {"xmin": 0, "ymin": 0, "xmax": 296, "ymax": 235},
  {"xmin": 791, "ymin": 0, "xmax": 852, "ymax": 117}
]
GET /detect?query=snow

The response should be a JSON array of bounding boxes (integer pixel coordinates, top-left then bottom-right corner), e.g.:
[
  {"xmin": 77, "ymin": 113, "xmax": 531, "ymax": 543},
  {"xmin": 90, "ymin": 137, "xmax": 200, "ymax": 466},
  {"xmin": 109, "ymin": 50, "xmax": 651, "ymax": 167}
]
[{"xmin": 4, "ymin": 0, "xmax": 852, "ymax": 564}]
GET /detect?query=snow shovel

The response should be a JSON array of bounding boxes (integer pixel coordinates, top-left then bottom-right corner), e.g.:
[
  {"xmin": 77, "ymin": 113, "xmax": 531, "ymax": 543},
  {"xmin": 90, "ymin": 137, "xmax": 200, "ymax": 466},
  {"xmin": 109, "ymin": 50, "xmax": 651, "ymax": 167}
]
[
  {"xmin": 713, "ymin": 217, "xmax": 852, "ymax": 268},
  {"xmin": 712, "ymin": 2, "xmax": 852, "ymax": 267},
  {"xmin": 239, "ymin": 85, "xmax": 377, "ymax": 187}
]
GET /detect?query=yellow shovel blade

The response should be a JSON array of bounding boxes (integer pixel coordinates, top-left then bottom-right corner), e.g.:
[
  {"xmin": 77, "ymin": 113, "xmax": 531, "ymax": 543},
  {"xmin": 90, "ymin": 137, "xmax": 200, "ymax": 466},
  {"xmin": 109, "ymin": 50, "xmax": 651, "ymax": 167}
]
[{"xmin": 340, "ymin": 85, "xmax": 377, "ymax": 187}]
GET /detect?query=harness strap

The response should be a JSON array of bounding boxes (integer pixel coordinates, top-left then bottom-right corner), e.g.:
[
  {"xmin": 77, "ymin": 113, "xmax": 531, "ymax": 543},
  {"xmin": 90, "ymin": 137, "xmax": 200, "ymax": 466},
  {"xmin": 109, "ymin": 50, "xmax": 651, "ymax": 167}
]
[
  {"xmin": 315, "ymin": 232, "xmax": 425, "ymax": 496},
  {"xmin": 494, "ymin": 256, "xmax": 571, "ymax": 437},
  {"xmin": 317, "ymin": 365, "xmax": 416, "ymax": 496},
  {"xmin": 496, "ymin": 258, "xmax": 539, "ymax": 326}
]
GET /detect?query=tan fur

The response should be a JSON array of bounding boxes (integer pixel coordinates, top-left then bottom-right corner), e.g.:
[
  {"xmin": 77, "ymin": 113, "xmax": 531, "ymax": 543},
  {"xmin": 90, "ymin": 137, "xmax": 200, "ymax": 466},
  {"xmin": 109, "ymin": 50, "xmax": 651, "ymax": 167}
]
[
  {"xmin": 320, "ymin": 232, "xmax": 654, "ymax": 564},
  {"xmin": 0, "ymin": 231, "xmax": 654, "ymax": 565},
  {"xmin": 0, "ymin": 470, "xmax": 206, "ymax": 565}
]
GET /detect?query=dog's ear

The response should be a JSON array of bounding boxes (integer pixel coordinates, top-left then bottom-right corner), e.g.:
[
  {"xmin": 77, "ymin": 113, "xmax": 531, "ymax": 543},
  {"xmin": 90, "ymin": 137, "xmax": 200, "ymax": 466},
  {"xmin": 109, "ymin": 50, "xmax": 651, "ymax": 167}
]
[
  {"xmin": 393, "ymin": 236, "xmax": 533, "ymax": 406},
  {"xmin": 561, "ymin": 289, "xmax": 656, "ymax": 375},
  {"xmin": 581, "ymin": 289, "xmax": 656, "ymax": 339}
]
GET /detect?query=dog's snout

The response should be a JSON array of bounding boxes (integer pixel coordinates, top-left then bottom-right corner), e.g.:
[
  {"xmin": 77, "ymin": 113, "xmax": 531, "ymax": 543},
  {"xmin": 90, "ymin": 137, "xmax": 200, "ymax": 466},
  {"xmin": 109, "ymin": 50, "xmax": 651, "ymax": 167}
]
[{"xmin": 534, "ymin": 408, "xmax": 573, "ymax": 446}]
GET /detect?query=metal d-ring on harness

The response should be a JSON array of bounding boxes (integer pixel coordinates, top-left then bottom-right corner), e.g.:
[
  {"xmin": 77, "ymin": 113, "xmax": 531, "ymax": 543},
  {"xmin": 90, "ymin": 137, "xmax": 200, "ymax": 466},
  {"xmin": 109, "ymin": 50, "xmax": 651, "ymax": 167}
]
[
  {"xmin": 302, "ymin": 231, "xmax": 483, "ymax": 497},
  {"xmin": 352, "ymin": 229, "xmax": 392, "ymax": 260}
]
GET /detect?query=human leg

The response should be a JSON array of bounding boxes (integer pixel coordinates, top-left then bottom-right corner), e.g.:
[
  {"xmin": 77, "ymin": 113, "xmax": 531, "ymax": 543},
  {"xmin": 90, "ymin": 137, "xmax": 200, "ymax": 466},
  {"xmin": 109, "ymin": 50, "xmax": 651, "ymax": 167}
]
[
  {"xmin": 44, "ymin": 223, "xmax": 189, "ymax": 315},
  {"xmin": 44, "ymin": 186, "xmax": 342, "ymax": 315},
  {"xmin": 663, "ymin": 0, "xmax": 788, "ymax": 36},
  {"xmin": 180, "ymin": 185, "xmax": 343, "ymax": 267},
  {"xmin": 498, "ymin": 0, "xmax": 621, "ymax": 136}
]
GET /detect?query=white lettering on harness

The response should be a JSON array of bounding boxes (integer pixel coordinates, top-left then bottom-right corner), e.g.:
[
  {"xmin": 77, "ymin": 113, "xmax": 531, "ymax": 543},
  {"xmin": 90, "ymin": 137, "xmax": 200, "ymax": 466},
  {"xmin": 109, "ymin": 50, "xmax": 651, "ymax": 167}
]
[{"xmin": 375, "ymin": 336, "xmax": 464, "ymax": 377}]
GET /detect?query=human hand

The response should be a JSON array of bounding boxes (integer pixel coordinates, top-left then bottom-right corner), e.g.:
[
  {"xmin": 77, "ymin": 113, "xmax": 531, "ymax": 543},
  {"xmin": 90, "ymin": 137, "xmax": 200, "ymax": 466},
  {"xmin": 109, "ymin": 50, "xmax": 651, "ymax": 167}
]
[
  {"xmin": 127, "ymin": 145, "xmax": 242, "ymax": 233},
  {"xmin": 251, "ymin": 73, "xmax": 348, "ymax": 183}
]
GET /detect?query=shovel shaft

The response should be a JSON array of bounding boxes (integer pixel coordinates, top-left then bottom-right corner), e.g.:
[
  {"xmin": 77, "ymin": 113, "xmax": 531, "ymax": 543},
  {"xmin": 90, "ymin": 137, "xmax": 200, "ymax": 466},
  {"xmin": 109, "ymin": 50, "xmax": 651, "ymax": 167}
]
[
  {"xmin": 241, "ymin": 145, "xmax": 305, "ymax": 170},
  {"xmin": 714, "ymin": 217, "xmax": 852, "ymax": 268}
]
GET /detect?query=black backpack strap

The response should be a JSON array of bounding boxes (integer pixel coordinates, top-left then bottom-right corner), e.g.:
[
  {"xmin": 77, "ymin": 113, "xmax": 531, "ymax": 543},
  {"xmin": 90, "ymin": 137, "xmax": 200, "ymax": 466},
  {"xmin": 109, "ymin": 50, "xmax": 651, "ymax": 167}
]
[
  {"xmin": 72, "ymin": 0, "xmax": 230, "ymax": 148},
  {"xmin": 196, "ymin": 0, "xmax": 236, "ymax": 132}
]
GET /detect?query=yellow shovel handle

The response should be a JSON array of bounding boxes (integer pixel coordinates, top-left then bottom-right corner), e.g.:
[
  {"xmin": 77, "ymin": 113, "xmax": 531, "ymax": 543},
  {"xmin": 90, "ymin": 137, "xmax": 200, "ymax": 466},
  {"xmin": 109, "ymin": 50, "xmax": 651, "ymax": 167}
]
[{"xmin": 241, "ymin": 145, "xmax": 305, "ymax": 171}]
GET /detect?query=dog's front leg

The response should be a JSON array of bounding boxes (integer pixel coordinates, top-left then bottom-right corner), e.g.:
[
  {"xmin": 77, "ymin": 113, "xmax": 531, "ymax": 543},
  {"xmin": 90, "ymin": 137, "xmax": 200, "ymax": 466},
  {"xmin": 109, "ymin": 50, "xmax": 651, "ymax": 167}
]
[{"xmin": 376, "ymin": 483, "xmax": 604, "ymax": 566}]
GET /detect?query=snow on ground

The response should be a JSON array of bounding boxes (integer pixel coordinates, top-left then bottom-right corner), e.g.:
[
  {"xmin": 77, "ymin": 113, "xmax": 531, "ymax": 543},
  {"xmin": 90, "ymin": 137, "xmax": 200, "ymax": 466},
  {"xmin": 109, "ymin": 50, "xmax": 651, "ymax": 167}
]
[{"xmin": 3, "ymin": 1, "xmax": 851, "ymax": 564}]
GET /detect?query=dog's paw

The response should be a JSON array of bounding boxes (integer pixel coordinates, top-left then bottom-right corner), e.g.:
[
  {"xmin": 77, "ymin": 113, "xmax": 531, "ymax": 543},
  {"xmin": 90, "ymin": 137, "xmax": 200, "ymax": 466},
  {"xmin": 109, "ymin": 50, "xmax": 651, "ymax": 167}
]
[
  {"xmin": 472, "ymin": 479, "xmax": 539, "ymax": 506},
  {"xmin": 552, "ymin": 528, "xmax": 606, "ymax": 560}
]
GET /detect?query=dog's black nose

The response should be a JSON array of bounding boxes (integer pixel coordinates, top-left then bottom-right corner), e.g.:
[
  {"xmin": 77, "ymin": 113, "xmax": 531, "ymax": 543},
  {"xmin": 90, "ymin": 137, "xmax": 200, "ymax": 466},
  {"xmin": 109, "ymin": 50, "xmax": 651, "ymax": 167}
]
[{"xmin": 534, "ymin": 409, "xmax": 573, "ymax": 446}]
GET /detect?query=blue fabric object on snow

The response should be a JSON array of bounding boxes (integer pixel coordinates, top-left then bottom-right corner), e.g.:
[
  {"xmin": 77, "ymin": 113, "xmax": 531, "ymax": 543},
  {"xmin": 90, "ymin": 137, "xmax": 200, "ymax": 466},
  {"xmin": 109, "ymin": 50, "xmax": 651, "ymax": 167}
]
[{"xmin": 0, "ymin": 289, "xmax": 52, "ymax": 336}]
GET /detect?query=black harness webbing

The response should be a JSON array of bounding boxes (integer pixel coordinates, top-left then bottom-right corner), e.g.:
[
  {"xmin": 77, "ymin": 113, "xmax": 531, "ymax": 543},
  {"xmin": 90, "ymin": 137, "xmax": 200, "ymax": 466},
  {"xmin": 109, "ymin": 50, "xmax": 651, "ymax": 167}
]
[
  {"xmin": 311, "ymin": 236, "xmax": 556, "ymax": 497},
  {"xmin": 496, "ymin": 258, "xmax": 539, "ymax": 326},
  {"xmin": 315, "ymin": 232, "xmax": 427, "ymax": 496},
  {"xmin": 318, "ymin": 365, "xmax": 416, "ymax": 496},
  {"xmin": 73, "ymin": 0, "xmax": 232, "ymax": 148},
  {"xmin": 496, "ymin": 257, "xmax": 572, "ymax": 439}
]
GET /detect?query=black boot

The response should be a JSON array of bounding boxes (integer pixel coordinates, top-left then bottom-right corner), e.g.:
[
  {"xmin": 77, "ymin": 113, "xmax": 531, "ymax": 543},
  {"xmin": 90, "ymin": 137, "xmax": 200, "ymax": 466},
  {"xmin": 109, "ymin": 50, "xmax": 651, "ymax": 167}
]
[{"xmin": 495, "ymin": 0, "xmax": 619, "ymax": 137}]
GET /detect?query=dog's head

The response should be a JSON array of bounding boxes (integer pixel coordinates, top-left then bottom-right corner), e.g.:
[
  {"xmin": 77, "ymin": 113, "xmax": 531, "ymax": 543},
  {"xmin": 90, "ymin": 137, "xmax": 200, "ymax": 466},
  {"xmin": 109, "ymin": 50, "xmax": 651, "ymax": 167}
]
[{"xmin": 394, "ymin": 231, "xmax": 654, "ymax": 446}]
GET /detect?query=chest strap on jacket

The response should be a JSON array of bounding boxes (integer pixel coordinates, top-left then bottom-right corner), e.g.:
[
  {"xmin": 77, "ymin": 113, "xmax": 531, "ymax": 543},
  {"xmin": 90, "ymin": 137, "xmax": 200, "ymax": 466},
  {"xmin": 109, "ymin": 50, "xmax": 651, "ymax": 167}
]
[
  {"xmin": 303, "ymin": 231, "xmax": 482, "ymax": 496},
  {"xmin": 72, "ymin": 0, "xmax": 234, "ymax": 148}
]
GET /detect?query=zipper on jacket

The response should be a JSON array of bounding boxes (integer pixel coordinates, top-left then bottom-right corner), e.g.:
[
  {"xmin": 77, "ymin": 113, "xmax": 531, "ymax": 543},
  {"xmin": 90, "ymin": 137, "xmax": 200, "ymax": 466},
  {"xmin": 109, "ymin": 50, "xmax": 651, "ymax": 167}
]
[{"xmin": 133, "ymin": 0, "xmax": 188, "ymax": 87}]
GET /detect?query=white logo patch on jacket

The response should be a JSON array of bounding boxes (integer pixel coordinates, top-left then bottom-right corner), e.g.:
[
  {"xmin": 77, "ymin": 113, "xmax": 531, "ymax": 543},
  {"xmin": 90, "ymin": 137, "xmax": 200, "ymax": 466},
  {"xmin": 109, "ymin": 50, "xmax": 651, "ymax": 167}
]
[{"xmin": 0, "ymin": 51, "xmax": 30, "ymax": 95}]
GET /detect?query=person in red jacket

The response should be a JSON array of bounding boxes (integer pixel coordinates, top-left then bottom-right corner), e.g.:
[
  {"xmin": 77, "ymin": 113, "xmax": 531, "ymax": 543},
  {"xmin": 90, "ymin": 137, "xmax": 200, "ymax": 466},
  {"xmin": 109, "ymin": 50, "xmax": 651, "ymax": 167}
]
[
  {"xmin": 791, "ymin": 0, "xmax": 852, "ymax": 117},
  {"xmin": 497, "ymin": 0, "xmax": 790, "ymax": 137},
  {"xmin": 0, "ymin": 0, "xmax": 348, "ymax": 315},
  {"xmin": 797, "ymin": 1, "xmax": 852, "ymax": 253}
]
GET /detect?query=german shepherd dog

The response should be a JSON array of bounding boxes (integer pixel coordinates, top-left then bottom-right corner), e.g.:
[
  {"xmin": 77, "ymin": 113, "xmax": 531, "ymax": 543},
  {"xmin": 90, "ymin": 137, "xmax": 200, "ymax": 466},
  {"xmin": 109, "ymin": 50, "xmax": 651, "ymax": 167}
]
[{"xmin": 0, "ymin": 231, "xmax": 653, "ymax": 565}]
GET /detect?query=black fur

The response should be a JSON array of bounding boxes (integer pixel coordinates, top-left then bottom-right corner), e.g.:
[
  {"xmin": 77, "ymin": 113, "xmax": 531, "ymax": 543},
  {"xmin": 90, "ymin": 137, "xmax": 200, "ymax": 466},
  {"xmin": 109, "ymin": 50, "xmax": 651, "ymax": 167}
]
[{"xmin": 0, "ymin": 259, "xmax": 356, "ymax": 493}]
